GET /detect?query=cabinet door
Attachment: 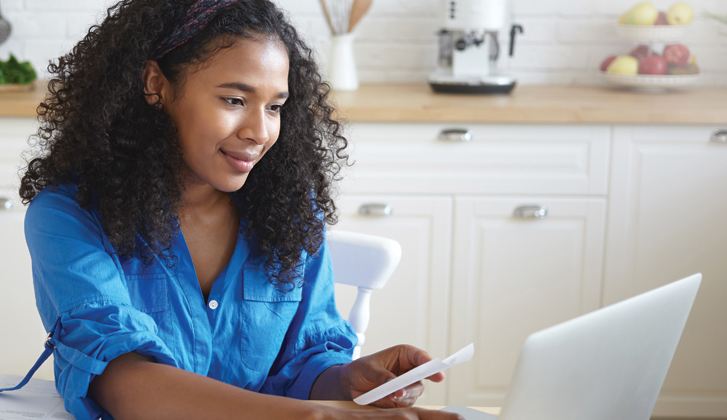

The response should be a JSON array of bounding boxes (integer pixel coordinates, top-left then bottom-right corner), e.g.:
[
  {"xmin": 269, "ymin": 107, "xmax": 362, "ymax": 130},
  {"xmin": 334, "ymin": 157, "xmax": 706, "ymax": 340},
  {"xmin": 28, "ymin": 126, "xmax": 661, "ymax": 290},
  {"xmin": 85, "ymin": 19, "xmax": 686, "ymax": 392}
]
[
  {"xmin": 604, "ymin": 125, "xmax": 727, "ymax": 417},
  {"xmin": 331, "ymin": 195, "xmax": 452, "ymax": 405},
  {"xmin": 0, "ymin": 118, "xmax": 53, "ymax": 379},
  {"xmin": 0, "ymin": 206, "xmax": 54, "ymax": 380},
  {"xmin": 448, "ymin": 197, "xmax": 606, "ymax": 407}
]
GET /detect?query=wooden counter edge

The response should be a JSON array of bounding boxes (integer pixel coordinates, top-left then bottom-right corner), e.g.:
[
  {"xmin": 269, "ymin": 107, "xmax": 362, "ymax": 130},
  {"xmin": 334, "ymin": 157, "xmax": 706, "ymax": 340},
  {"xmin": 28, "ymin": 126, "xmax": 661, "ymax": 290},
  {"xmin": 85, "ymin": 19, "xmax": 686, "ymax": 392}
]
[
  {"xmin": 308, "ymin": 400, "xmax": 500, "ymax": 415},
  {"xmin": 1, "ymin": 81, "xmax": 726, "ymax": 125},
  {"xmin": 330, "ymin": 83, "xmax": 727, "ymax": 125},
  {"xmin": 0, "ymin": 80, "xmax": 48, "ymax": 118}
]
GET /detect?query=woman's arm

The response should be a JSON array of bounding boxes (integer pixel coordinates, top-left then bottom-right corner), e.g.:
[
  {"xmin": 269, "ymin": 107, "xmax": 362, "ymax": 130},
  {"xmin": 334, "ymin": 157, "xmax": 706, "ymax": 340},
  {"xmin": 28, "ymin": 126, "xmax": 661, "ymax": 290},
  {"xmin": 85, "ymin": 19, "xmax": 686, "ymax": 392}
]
[
  {"xmin": 90, "ymin": 353, "xmax": 463, "ymax": 420},
  {"xmin": 89, "ymin": 353, "xmax": 322, "ymax": 420}
]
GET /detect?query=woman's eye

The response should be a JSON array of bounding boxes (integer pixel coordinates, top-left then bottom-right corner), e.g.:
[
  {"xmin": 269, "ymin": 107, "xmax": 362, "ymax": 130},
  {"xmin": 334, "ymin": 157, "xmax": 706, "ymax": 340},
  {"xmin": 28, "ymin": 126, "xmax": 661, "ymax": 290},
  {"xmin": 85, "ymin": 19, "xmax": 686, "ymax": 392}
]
[
  {"xmin": 224, "ymin": 97, "xmax": 244, "ymax": 106},
  {"xmin": 270, "ymin": 104, "xmax": 283, "ymax": 113}
]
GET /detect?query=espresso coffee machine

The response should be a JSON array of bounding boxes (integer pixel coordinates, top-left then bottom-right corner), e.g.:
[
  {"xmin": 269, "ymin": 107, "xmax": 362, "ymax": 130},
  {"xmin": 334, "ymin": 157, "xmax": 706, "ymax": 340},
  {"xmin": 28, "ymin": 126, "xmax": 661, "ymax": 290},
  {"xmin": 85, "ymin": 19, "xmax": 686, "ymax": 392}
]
[{"xmin": 429, "ymin": 0, "xmax": 523, "ymax": 94}]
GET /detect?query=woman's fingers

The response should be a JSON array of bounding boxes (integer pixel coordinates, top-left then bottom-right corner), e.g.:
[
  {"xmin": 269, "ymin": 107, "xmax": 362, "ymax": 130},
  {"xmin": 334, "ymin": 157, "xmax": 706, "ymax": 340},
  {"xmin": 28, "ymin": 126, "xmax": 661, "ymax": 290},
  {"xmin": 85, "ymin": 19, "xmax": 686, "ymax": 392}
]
[
  {"xmin": 414, "ymin": 407, "xmax": 466, "ymax": 420},
  {"xmin": 341, "ymin": 408, "xmax": 465, "ymax": 420},
  {"xmin": 389, "ymin": 380, "xmax": 424, "ymax": 406},
  {"xmin": 415, "ymin": 408, "xmax": 466, "ymax": 420},
  {"xmin": 366, "ymin": 380, "xmax": 424, "ymax": 409},
  {"xmin": 391, "ymin": 345, "xmax": 435, "ymax": 374},
  {"xmin": 425, "ymin": 372, "xmax": 446, "ymax": 383},
  {"xmin": 341, "ymin": 407, "xmax": 465, "ymax": 420}
]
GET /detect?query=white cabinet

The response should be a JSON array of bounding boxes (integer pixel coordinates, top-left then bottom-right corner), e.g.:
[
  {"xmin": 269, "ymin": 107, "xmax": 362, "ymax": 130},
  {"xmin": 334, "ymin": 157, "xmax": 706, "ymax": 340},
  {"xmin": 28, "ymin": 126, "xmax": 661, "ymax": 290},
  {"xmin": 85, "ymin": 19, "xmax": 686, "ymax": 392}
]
[
  {"xmin": 337, "ymin": 123, "xmax": 611, "ymax": 408},
  {"xmin": 604, "ymin": 125, "xmax": 727, "ymax": 417},
  {"xmin": 0, "ymin": 117, "xmax": 53, "ymax": 380},
  {"xmin": 0, "ymin": 117, "xmax": 36, "ymax": 204},
  {"xmin": 340, "ymin": 121, "xmax": 727, "ymax": 417},
  {"xmin": 0, "ymin": 206, "xmax": 54, "ymax": 380},
  {"xmin": 447, "ymin": 197, "xmax": 606, "ymax": 407},
  {"xmin": 331, "ymin": 195, "xmax": 453, "ymax": 405}
]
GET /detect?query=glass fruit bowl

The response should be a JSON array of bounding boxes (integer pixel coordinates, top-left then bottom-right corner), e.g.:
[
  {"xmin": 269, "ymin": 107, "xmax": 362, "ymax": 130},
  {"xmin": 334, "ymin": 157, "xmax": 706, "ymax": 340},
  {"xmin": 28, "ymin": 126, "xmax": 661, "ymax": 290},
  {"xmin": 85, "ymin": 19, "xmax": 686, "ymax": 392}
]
[
  {"xmin": 615, "ymin": 23, "xmax": 690, "ymax": 41},
  {"xmin": 600, "ymin": 72, "xmax": 699, "ymax": 91}
]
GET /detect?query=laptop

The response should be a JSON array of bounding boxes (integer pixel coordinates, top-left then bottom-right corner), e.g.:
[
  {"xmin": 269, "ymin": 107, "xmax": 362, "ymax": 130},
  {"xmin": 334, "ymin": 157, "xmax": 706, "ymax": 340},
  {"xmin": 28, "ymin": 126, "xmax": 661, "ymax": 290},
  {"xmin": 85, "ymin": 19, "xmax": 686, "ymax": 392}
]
[{"xmin": 443, "ymin": 273, "xmax": 702, "ymax": 420}]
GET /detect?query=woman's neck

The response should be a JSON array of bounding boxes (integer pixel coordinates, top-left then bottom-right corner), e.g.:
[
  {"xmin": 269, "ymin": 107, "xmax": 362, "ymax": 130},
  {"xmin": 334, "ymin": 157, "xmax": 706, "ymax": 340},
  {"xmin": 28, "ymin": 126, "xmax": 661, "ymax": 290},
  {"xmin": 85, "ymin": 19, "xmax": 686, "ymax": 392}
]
[{"xmin": 181, "ymin": 184, "xmax": 230, "ymax": 215}]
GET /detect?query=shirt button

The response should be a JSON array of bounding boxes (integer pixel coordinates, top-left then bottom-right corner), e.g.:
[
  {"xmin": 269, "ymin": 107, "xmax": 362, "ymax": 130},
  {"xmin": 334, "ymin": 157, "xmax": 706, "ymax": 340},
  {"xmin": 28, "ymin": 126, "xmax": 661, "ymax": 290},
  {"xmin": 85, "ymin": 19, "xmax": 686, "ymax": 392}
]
[{"xmin": 208, "ymin": 300, "xmax": 219, "ymax": 310}]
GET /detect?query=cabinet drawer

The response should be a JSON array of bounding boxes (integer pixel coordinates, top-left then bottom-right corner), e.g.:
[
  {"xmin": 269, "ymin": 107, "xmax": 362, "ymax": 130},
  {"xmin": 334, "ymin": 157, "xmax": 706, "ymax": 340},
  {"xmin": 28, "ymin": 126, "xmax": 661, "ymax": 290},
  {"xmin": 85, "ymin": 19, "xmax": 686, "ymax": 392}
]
[
  {"xmin": 340, "ymin": 123, "xmax": 610, "ymax": 196},
  {"xmin": 0, "ymin": 118, "xmax": 38, "ymax": 197}
]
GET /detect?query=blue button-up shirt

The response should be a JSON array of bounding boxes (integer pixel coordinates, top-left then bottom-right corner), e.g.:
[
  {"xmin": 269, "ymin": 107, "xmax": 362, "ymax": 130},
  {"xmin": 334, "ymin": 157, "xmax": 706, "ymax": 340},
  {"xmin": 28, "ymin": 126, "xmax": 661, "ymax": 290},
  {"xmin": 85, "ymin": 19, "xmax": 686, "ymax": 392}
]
[{"xmin": 24, "ymin": 184, "xmax": 357, "ymax": 420}]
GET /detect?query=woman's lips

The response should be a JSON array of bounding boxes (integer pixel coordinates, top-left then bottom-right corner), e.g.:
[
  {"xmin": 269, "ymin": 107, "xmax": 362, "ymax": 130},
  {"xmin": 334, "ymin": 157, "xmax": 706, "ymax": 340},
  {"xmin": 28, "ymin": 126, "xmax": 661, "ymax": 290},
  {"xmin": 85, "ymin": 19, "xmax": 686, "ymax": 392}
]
[{"xmin": 221, "ymin": 150, "xmax": 258, "ymax": 173}]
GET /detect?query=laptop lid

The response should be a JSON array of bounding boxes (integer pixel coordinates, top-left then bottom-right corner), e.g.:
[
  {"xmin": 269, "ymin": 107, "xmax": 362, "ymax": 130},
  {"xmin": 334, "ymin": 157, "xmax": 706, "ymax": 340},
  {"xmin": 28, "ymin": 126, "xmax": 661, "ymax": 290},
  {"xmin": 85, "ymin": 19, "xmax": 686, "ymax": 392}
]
[{"xmin": 498, "ymin": 273, "xmax": 702, "ymax": 420}]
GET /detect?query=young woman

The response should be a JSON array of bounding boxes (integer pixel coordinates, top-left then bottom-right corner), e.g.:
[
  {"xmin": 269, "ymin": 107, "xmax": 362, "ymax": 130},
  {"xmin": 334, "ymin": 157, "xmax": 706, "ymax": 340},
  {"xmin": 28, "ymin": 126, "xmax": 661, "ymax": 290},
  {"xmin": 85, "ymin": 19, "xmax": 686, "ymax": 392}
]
[{"xmin": 16, "ymin": 1, "xmax": 464, "ymax": 419}]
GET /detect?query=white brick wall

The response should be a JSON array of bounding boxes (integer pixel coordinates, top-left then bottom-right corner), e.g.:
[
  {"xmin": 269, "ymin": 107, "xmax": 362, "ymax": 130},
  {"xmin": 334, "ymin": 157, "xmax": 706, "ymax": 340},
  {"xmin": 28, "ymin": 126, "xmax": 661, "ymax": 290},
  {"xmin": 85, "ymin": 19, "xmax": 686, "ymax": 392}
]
[{"xmin": 0, "ymin": 0, "xmax": 725, "ymax": 86}]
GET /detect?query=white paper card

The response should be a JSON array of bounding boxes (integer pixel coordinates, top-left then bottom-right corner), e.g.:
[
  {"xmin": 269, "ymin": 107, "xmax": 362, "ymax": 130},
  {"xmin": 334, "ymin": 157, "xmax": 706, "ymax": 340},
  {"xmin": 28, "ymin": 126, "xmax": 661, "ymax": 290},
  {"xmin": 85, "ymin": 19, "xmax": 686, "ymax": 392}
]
[
  {"xmin": 0, "ymin": 375, "xmax": 74, "ymax": 419},
  {"xmin": 353, "ymin": 343, "xmax": 474, "ymax": 406}
]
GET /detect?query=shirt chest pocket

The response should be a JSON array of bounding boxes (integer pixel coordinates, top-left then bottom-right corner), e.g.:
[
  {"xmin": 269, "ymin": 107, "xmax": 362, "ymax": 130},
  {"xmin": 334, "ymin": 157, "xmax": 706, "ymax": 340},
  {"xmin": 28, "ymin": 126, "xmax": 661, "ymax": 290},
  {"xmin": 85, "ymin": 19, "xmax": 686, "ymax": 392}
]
[
  {"xmin": 240, "ymin": 267, "xmax": 303, "ymax": 372},
  {"xmin": 124, "ymin": 274, "xmax": 172, "ymax": 341},
  {"xmin": 125, "ymin": 274, "xmax": 170, "ymax": 313}
]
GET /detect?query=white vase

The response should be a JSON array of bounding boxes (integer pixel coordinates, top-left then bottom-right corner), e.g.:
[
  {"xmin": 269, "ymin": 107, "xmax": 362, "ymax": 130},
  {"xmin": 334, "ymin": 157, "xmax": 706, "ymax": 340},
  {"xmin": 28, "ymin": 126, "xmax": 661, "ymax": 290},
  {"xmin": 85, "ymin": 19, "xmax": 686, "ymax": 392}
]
[{"xmin": 327, "ymin": 33, "xmax": 359, "ymax": 91}]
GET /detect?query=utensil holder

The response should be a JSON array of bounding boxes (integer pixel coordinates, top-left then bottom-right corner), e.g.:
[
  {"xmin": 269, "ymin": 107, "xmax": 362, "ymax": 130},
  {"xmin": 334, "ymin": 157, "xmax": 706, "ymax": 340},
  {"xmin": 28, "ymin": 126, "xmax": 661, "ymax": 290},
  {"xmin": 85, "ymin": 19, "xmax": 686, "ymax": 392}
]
[{"xmin": 327, "ymin": 33, "xmax": 358, "ymax": 91}]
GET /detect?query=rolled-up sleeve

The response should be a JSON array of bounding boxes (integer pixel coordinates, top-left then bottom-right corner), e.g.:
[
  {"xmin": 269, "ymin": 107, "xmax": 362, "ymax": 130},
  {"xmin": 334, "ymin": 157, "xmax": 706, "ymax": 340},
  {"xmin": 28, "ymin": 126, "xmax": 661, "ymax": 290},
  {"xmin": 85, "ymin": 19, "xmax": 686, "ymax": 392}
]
[
  {"xmin": 25, "ymin": 185, "xmax": 176, "ymax": 420},
  {"xmin": 261, "ymin": 236, "xmax": 357, "ymax": 399}
]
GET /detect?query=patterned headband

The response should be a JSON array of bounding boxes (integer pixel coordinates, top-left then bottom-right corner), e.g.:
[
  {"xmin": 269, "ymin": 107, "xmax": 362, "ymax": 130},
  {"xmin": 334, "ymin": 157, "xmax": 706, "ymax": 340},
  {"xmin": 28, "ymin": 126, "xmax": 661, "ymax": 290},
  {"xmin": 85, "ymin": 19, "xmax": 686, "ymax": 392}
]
[{"xmin": 151, "ymin": 0, "xmax": 238, "ymax": 60}]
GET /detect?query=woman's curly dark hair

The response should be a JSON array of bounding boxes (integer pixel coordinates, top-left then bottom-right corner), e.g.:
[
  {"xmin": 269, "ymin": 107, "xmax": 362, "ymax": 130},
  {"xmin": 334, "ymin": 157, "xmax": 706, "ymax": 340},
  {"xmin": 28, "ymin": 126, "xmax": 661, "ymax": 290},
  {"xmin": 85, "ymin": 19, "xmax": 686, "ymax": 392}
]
[{"xmin": 19, "ymin": 0, "xmax": 349, "ymax": 289}]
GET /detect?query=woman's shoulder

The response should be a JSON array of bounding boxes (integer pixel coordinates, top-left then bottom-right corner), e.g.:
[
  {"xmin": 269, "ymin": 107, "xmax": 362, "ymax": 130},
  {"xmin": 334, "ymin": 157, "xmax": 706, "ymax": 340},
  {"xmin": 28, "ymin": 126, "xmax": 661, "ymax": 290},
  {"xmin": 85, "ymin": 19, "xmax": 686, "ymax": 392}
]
[
  {"xmin": 28, "ymin": 182, "xmax": 80, "ymax": 209},
  {"xmin": 25, "ymin": 183, "xmax": 102, "ymax": 236}
]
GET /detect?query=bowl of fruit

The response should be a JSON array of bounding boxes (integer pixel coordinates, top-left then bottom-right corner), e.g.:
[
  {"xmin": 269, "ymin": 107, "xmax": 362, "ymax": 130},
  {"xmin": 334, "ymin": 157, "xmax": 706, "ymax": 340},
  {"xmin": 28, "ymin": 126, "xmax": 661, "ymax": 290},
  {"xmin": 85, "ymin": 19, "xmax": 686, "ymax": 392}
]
[
  {"xmin": 616, "ymin": 1, "xmax": 693, "ymax": 41},
  {"xmin": 600, "ymin": 43, "xmax": 699, "ymax": 90}
]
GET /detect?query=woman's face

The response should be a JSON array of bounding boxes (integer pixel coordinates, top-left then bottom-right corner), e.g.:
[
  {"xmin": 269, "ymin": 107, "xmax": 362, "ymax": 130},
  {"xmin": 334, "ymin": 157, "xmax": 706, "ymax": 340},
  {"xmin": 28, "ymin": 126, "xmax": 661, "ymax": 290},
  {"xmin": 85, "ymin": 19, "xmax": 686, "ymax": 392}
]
[{"xmin": 152, "ymin": 37, "xmax": 290, "ymax": 193}]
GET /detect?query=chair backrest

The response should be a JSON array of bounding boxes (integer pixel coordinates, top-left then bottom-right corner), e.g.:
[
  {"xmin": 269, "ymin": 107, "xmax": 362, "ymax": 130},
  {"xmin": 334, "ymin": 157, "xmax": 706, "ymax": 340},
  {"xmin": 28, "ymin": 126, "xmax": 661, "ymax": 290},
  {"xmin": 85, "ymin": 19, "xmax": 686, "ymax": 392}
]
[{"xmin": 327, "ymin": 230, "xmax": 402, "ymax": 359}]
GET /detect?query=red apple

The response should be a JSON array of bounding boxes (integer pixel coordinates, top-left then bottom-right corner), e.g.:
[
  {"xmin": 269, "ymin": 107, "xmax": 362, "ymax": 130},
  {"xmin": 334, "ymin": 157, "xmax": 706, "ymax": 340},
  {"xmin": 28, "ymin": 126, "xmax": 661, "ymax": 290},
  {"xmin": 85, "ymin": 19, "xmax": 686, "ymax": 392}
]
[
  {"xmin": 668, "ymin": 66, "xmax": 689, "ymax": 75},
  {"xmin": 663, "ymin": 44, "xmax": 690, "ymax": 67},
  {"xmin": 655, "ymin": 11, "xmax": 668, "ymax": 25},
  {"xmin": 629, "ymin": 44, "xmax": 650, "ymax": 62},
  {"xmin": 600, "ymin": 55, "xmax": 617, "ymax": 72},
  {"xmin": 639, "ymin": 55, "xmax": 668, "ymax": 75}
]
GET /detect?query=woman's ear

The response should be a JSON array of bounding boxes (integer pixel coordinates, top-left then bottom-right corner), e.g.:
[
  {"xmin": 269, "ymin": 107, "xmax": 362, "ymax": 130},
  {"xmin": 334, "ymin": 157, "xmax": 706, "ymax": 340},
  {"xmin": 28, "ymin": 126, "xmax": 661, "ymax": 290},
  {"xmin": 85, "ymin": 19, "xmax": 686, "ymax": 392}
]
[{"xmin": 142, "ymin": 60, "xmax": 168, "ymax": 107}]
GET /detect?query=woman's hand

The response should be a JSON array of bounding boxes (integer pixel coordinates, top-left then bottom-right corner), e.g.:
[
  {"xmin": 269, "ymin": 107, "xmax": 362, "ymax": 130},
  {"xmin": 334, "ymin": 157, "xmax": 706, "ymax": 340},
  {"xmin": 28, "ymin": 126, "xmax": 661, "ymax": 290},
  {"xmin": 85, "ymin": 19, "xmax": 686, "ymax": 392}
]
[
  {"xmin": 340, "ymin": 345, "xmax": 446, "ymax": 408},
  {"xmin": 331, "ymin": 406, "xmax": 465, "ymax": 420}
]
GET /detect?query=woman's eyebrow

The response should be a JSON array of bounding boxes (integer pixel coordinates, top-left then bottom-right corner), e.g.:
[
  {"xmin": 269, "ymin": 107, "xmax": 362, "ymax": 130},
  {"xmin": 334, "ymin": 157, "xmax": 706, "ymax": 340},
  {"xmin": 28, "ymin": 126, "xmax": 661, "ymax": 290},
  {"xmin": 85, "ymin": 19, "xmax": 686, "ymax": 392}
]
[{"xmin": 216, "ymin": 82, "xmax": 289, "ymax": 99}]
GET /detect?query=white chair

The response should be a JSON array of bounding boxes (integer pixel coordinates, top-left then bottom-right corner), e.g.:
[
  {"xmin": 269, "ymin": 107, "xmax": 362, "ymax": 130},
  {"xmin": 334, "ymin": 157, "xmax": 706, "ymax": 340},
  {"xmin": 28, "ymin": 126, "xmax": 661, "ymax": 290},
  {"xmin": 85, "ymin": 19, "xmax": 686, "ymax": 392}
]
[{"xmin": 327, "ymin": 230, "xmax": 402, "ymax": 360}]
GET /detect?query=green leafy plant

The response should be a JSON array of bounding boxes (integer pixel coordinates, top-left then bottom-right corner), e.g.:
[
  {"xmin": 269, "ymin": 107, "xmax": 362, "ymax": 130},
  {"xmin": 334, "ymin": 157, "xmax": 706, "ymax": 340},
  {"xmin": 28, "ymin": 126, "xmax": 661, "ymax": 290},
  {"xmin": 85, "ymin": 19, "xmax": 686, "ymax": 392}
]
[
  {"xmin": 0, "ymin": 54, "xmax": 37, "ymax": 85},
  {"xmin": 706, "ymin": 11, "xmax": 727, "ymax": 25}
]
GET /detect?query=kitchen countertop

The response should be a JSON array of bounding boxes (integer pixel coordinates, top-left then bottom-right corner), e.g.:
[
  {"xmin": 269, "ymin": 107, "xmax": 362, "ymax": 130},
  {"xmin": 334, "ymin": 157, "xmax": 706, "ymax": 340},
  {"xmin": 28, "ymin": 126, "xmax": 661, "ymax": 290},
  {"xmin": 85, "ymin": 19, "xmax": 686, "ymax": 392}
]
[
  {"xmin": 0, "ymin": 80, "xmax": 48, "ymax": 118},
  {"xmin": 330, "ymin": 83, "xmax": 727, "ymax": 124},
  {"xmin": 2, "ymin": 81, "xmax": 726, "ymax": 124}
]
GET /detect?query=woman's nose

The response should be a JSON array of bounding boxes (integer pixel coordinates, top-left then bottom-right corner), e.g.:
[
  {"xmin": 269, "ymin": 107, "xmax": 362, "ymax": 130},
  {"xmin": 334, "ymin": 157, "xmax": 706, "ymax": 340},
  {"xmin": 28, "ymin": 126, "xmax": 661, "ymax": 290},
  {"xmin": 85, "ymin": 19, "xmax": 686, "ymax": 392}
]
[{"xmin": 237, "ymin": 107, "xmax": 269, "ymax": 145}]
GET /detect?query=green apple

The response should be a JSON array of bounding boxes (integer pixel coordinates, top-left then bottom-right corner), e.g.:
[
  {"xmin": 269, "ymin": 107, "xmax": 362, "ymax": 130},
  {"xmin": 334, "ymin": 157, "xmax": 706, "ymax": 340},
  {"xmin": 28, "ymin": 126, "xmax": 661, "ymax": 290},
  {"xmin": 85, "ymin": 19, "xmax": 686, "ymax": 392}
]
[
  {"xmin": 667, "ymin": 2, "xmax": 694, "ymax": 25},
  {"xmin": 626, "ymin": 2, "xmax": 659, "ymax": 25},
  {"xmin": 607, "ymin": 56, "xmax": 639, "ymax": 75}
]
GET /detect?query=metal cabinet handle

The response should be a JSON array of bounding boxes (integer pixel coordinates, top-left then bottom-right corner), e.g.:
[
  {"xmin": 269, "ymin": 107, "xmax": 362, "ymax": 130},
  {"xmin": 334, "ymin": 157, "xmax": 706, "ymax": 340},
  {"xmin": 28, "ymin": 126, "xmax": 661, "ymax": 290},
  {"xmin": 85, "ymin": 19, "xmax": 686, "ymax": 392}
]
[
  {"xmin": 438, "ymin": 128, "xmax": 472, "ymax": 142},
  {"xmin": 358, "ymin": 203, "xmax": 392, "ymax": 217},
  {"xmin": 710, "ymin": 130, "xmax": 727, "ymax": 143},
  {"xmin": 1, "ymin": 197, "xmax": 13, "ymax": 211},
  {"xmin": 513, "ymin": 205, "xmax": 547, "ymax": 219}
]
